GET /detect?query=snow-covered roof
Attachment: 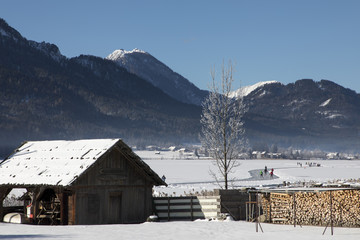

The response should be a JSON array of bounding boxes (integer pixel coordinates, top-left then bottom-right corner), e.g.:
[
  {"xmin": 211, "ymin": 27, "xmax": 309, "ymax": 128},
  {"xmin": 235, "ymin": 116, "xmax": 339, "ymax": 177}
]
[{"xmin": 0, "ymin": 139, "xmax": 121, "ymax": 186}]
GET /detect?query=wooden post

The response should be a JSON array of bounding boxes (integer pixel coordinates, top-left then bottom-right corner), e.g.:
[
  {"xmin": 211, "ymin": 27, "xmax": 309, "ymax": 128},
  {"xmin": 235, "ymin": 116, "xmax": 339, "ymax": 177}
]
[
  {"xmin": 0, "ymin": 200, "xmax": 3, "ymax": 223},
  {"xmin": 33, "ymin": 187, "xmax": 42, "ymax": 224},
  {"xmin": 269, "ymin": 193, "xmax": 272, "ymax": 223},
  {"xmin": 246, "ymin": 202, "xmax": 248, "ymax": 222},
  {"xmin": 256, "ymin": 194, "xmax": 258, "ymax": 232},
  {"xmin": 72, "ymin": 193, "xmax": 76, "ymax": 225},
  {"xmin": 248, "ymin": 192, "xmax": 251, "ymax": 220},
  {"xmin": 323, "ymin": 191, "xmax": 334, "ymax": 236},
  {"xmin": 167, "ymin": 197, "xmax": 170, "ymax": 221},
  {"xmin": 293, "ymin": 193, "xmax": 296, "ymax": 227},
  {"xmin": 255, "ymin": 193, "xmax": 264, "ymax": 233},
  {"xmin": 190, "ymin": 197, "xmax": 193, "ymax": 221},
  {"xmin": 60, "ymin": 191, "xmax": 69, "ymax": 225},
  {"xmin": 0, "ymin": 188, "xmax": 11, "ymax": 222},
  {"xmin": 330, "ymin": 191, "xmax": 334, "ymax": 236}
]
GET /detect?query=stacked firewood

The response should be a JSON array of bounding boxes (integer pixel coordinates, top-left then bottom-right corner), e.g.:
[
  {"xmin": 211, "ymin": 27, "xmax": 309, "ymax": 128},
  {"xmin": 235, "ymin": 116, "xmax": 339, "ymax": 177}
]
[
  {"xmin": 292, "ymin": 190, "xmax": 360, "ymax": 227},
  {"xmin": 260, "ymin": 190, "xmax": 360, "ymax": 227},
  {"xmin": 261, "ymin": 193, "xmax": 292, "ymax": 224}
]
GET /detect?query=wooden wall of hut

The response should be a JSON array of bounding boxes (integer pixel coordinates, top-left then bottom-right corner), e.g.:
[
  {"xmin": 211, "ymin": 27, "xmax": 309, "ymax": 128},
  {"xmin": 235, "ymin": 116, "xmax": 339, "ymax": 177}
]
[{"xmin": 69, "ymin": 146, "xmax": 154, "ymax": 225}]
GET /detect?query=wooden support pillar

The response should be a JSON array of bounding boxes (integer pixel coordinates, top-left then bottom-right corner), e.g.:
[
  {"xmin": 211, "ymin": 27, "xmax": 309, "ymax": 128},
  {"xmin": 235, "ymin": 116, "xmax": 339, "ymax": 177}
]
[
  {"xmin": 33, "ymin": 187, "xmax": 42, "ymax": 224},
  {"xmin": 256, "ymin": 194, "xmax": 258, "ymax": 232},
  {"xmin": 255, "ymin": 193, "xmax": 264, "ymax": 233},
  {"xmin": 167, "ymin": 197, "xmax": 170, "ymax": 221},
  {"xmin": 0, "ymin": 187, "xmax": 11, "ymax": 222},
  {"xmin": 67, "ymin": 192, "xmax": 76, "ymax": 225},
  {"xmin": 246, "ymin": 201, "xmax": 248, "ymax": 222},
  {"xmin": 190, "ymin": 196, "xmax": 194, "ymax": 221},
  {"xmin": 61, "ymin": 191, "xmax": 69, "ymax": 225},
  {"xmin": 269, "ymin": 193, "xmax": 272, "ymax": 223},
  {"xmin": 323, "ymin": 191, "xmax": 334, "ymax": 236},
  {"xmin": 248, "ymin": 192, "xmax": 251, "ymax": 222},
  {"xmin": 293, "ymin": 193, "xmax": 296, "ymax": 227},
  {"xmin": 330, "ymin": 191, "xmax": 334, "ymax": 235},
  {"xmin": 143, "ymin": 186, "xmax": 148, "ymax": 221}
]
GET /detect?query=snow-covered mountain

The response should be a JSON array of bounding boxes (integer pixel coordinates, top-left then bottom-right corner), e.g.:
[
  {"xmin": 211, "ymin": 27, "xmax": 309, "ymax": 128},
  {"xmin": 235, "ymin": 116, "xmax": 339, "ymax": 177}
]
[
  {"xmin": 28, "ymin": 41, "xmax": 65, "ymax": 62},
  {"xmin": 0, "ymin": 18, "xmax": 201, "ymax": 156},
  {"xmin": 2, "ymin": 17, "xmax": 360, "ymax": 153},
  {"xmin": 0, "ymin": 19, "xmax": 65, "ymax": 63},
  {"xmin": 229, "ymin": 81, "xmax": 280, "ymax": 98},
  {"xmin": 242, "ymin": 79, "xmax": 360, "ymax": 151},
  {"xmin": 106, "ymin": 49, "xmax": 208, "ymax": 106}
]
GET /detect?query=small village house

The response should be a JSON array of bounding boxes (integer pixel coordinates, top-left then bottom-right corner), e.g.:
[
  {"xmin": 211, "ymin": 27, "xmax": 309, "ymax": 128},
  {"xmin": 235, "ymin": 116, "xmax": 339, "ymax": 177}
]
[{"xmin": 0, "ymin": 139, "xmax": 166, "ymax": 225}]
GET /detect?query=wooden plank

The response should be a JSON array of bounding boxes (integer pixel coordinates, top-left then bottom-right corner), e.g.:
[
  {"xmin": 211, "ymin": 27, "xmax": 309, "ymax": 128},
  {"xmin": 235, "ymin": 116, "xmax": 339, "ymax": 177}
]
[
  {"xmin": 154, "ymin": 196, "xmax": 198, "ymax": 200},
  {"xmin": 154, "ymin": 199, "xmax": 200, "ymax": 205},
  {"xmin": 198, "ymin": 199, "xmax": 220, "ymax": 204},
  {"xmin": 156, "ymin": 206, "xmax": 200, "ymax": 212},
  {"xmin": 157, "ymin": 211, "xmax": 205, "ymax": 218}
]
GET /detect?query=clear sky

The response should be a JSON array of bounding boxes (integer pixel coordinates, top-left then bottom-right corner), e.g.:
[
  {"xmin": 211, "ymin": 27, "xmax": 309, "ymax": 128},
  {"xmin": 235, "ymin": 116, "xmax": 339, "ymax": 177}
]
[{"xmin": 1, "ymin": 0, "xmax": 359, "ymax": 92}]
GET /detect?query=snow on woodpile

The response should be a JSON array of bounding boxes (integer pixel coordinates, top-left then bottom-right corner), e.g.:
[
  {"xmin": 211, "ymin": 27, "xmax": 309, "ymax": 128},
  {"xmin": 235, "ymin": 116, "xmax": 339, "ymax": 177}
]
[{"xmin": 0, "ymin": 139, "xmax": 119, "ymax": 186}]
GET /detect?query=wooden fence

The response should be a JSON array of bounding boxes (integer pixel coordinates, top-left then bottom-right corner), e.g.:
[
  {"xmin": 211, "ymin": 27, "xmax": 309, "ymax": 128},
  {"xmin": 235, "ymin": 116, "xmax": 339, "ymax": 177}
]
[
  {"xmin": 215, "ymin": 189, "xmax": 254, "ymax": 221},
  {"xmin": 153, "ymin": 189, "xmax": 254, "ymax": 221},
  {"xmin": 153, "ymin": 196, "xmax": 220, "ymax": 221}
]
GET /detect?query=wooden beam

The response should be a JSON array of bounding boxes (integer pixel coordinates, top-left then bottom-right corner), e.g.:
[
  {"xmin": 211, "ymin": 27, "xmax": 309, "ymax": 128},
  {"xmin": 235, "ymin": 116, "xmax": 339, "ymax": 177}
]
[
  {"xmin": 69, "ymin": 184, "xmax": 151, "ymax": 190},
  {"xmin": 0, "ymin": 187, "xmax": 12, "ymax": 222},
  {"xmin": 293, "ymin": 193, "xmax": 296, "ymax": 227},
  {"xmin": 59, "ymin": 192, "xmax": 68, "ymax": 225}
]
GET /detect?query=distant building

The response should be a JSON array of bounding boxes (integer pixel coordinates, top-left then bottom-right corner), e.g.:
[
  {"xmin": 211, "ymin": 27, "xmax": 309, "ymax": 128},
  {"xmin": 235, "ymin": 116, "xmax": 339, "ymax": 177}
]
[
  {"xmin": 0, "ymin": 139, "xmax": 166, "ymax": 225},
  {"xmin": 326, "ymin": 152, "xmax": 339, "ymax": 160},
  {"xmin": 268, "ymin": 153, "xmax": 282, "ymax": 159},
  {"xmin": 251, "ymin": 151, "xmax": 268, "ymax": 159}
]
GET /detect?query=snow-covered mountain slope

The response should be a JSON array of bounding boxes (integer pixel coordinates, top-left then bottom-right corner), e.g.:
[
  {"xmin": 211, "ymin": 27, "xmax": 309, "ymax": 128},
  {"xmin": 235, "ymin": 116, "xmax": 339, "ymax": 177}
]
[
  {"xmin": 229, "ymin": 80, "xmax": 280, "ymax": 98},
  {"xmin": 242, "ymin": 79, "xmax": 360, "ymax": 151},
  {"xmin": 106, "ymin": 49, "xmax": 208, "ymax": 106},
  {"xmin": 3, "ymin": 18, "xmax": 360, "ymax": 152},
  {"xmin": 0, "ymin": 18, "xmax": 202, "ymax": 156},
  {"xmin": 29, "ymin": 40, "xmax": 65, "ymax": 62},
  {"xmin": 0, "ymin": 19, "xmax": 22, "ymax": 42},
  {"xmin": 0, "ymin": 19, "xmax": 65, "ymax": 62},
  {"xmin": 107, "ymin": 48, "xmax": 147, "ymax": 59}
]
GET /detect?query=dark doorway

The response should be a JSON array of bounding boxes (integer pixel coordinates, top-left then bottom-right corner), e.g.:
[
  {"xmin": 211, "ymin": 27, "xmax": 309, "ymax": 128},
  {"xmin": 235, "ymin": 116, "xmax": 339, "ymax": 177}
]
[{"xmin": 108, "ymin": 192, "xmax": 122, "ymax": 224}]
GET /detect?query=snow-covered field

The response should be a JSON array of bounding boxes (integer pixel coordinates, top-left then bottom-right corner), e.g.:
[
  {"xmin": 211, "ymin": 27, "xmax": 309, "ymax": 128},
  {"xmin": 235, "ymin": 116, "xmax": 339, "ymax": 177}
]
[
  {"xmin": 137, "ymin": 150, "xmax": 360, "ymax": 196},
  {"xmin": 2, "ymin": 151, "xmax": 360, "ymax": 239}
]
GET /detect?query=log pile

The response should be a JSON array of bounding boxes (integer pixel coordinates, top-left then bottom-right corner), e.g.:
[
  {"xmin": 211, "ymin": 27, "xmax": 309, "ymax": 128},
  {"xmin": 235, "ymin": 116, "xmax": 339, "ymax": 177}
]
[
  {"xmin": 261, "ymin": 193, "xmax": 292, "ymax": 224},
  {"xmin": 260, "ymin": 190, "xmax": 360, "ymax": 227}
]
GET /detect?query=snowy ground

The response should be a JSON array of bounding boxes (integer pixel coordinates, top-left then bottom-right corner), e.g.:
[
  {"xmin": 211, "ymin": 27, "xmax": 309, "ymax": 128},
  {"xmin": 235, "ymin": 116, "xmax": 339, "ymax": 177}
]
[
  {"xmin": 137, "ymin": 150, "xmax": 360, "ymax": 196},
  {"xmin": 2, "ymin": 151, "xmax": 360, "ymax": 239},
  {"xmin": 2, "ymin": 220, "xmax": 360, "ymax": 240}
]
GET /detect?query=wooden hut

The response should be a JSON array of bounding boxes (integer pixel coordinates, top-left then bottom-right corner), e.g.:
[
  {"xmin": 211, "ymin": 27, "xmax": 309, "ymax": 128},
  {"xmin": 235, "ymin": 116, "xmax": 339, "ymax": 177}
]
[{"xmin": 0, "ymin": 139, "xmax": 166, "ymax": 225}]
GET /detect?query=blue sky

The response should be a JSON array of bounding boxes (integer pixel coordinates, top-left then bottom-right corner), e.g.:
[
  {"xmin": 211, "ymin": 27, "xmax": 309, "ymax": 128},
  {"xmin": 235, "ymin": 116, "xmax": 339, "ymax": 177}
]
[{"xmin": 1, "ymin": 0, "xmax": 360, "ymax": 92}]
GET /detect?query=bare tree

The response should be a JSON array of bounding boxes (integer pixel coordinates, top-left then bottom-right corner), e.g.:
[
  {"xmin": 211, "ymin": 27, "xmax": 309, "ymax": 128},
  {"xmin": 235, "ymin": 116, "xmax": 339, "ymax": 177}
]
[{"xmin": 200, "ymin": 61, "xmax": 247, "ymax": 189}]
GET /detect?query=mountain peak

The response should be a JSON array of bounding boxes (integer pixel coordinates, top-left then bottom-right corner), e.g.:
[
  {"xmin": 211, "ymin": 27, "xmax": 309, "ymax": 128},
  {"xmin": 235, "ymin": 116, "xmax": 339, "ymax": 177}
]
[
  {"xmin": 0, "ymin": 18, "xmax": 23, "ymax": 42},
  {"xmin": 29, "ymin": 40, "xmax": 65, "ymax": 62},
  {"xmin": 229, "ymin": 80, "xmax": 280, "ymax": 98},
  {"xmin": 106, "ymin": 48, "xmax": 147, "ymax": 61},
  {"xmin": 105, "ymin": 48, "xmax": 208, "ymax": 106}
]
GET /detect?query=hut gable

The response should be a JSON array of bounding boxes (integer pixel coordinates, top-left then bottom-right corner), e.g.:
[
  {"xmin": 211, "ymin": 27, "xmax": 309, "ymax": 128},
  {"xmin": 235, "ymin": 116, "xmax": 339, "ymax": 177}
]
[
  {"xmin": 72, "ymin": 142, "xmax": 161, "ymax": 187},
  {"xmin": 0, "ymin": 139, "xmax": 165, "ymax": 187}
]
